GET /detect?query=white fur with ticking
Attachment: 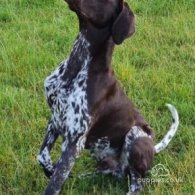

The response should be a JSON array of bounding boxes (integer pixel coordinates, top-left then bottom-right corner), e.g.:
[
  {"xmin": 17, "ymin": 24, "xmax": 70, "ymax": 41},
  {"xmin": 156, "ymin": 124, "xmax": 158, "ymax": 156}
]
[
  {"xmin": 154, "ymin": 104, "xmax": 179, "ymax": 153},
  {"xmin": 37, "ymin": 33, "xmax": 92, "ymax": 185},
  {"xmin": 44, "ymin": 33, "xmax": 92, "ymax": 137}
]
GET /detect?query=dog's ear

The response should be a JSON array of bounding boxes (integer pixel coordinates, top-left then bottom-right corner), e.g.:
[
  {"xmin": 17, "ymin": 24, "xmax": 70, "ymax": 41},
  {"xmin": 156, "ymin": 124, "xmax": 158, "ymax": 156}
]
[{"xmin": 112, "ymin": 2, "xmax": 135, "ymax": 45}]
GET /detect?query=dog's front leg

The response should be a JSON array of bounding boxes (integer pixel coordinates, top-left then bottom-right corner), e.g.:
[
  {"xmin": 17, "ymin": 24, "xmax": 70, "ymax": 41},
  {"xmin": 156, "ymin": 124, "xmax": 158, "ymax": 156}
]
[
  {"xmin": 44, "ymin": 133, "xmax": 86, "ymax": 195},
  {"xmin": 127, "ymin": 171, "xmax": 142, "ymax": 195},
  {"xmin": 37, "ymin": 120, "xmax": 59, "ymax": 178}
]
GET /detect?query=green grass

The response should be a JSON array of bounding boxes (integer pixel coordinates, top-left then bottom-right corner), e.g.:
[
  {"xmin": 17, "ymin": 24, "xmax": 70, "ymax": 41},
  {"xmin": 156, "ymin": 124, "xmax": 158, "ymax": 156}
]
[{"xmin": 0, "ymin": 0, "xmax": 194, "ymax": 194}]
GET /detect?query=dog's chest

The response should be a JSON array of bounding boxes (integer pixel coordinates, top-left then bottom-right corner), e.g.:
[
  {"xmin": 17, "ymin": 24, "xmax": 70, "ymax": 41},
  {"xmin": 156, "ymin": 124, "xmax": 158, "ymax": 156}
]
[{"xmin": 44, "ymin": 33, "xmax": 92, "ymax": 135}]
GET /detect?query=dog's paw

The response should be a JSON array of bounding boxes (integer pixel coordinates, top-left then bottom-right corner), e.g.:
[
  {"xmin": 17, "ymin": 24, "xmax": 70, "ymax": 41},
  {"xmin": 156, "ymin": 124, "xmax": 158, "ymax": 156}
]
[
  {"xmin": 129, "ymin": 182, "xmax": 142, "ymax": 195},
  {"xmin": 126, "ymin": 191, "xmax": 139, "ymax": 195}
]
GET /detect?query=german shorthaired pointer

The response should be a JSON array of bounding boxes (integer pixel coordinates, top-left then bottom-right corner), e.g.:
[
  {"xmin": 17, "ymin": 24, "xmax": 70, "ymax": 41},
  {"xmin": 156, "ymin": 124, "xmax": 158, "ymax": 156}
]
[{"xmin": 37, "ymin": 0, "xmax": 179, "ymax": 194}]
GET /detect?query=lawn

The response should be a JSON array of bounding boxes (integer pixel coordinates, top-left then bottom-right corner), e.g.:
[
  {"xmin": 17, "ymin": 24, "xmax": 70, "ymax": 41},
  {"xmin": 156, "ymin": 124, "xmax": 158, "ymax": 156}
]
[{"xmin": 0, "ymin": 0, "xmax": 194, "ymax": 194}]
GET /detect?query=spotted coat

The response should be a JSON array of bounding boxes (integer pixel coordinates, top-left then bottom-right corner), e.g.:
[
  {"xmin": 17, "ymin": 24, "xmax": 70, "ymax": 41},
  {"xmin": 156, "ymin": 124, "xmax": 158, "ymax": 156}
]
[{"xmin": 37, "ymin": 33, "xmax": 93, "ymax": 194}]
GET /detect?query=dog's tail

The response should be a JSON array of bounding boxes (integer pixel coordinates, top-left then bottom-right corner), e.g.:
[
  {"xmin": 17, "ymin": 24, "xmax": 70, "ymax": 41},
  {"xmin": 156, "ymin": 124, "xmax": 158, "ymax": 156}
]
[{"xmin": 154, "ymin": 104, "xmax": 179, "ymax": 154}]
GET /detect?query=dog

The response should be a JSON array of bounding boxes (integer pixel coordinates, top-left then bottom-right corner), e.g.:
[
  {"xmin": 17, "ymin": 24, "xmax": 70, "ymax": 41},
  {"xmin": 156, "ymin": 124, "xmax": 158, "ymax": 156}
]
[{"xmin": 37, "ymin": 0, "xmax": 179, "ymax": 194}]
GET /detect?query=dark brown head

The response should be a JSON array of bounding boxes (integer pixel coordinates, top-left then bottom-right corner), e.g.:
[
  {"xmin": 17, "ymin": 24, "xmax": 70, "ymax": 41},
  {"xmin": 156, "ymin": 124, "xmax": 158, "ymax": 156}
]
[
  {"xmin": 130, "ymin": 137, "xmax": 154, "ymax": 177},
  {"xmin": 64, "ymin": 0, "xmax": 135, "ymax": 44}
]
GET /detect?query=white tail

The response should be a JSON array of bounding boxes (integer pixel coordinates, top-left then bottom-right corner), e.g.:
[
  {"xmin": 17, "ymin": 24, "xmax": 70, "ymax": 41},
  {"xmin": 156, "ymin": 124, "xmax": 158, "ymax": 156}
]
[{"xmin": 154, "ymin": 104, "xmax": 179, "ymax": 154}]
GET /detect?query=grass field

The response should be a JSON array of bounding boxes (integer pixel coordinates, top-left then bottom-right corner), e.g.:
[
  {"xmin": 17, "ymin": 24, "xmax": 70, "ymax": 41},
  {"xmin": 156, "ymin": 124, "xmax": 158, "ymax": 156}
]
[{"xmin": 0, "ymin": 0, "xmax": 195, "ymax": 194}]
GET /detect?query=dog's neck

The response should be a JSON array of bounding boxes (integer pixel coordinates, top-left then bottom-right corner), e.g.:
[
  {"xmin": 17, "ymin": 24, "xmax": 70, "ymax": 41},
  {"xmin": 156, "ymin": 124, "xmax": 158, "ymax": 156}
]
[
  {"xmin": 80, "ymin": 23, "xmax": 115, "ymax": 71},
  {"xmin": 62, "ymin": 24, "xmax": 115, "ymax": 83},
  {"xmin": 61, "ymin": 32, "xmax": 91, "ymax": 83}
]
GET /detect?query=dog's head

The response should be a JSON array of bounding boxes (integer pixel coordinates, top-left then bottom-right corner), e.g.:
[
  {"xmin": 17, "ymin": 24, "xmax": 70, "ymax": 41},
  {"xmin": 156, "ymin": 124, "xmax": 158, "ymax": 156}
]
[
  {"xmin": 64, "ymin": 0, "xmax": 135, "ymax": 44},
  {"xmin": 129, "ymin": 137, "xmax": 154, "ymax": 177}
]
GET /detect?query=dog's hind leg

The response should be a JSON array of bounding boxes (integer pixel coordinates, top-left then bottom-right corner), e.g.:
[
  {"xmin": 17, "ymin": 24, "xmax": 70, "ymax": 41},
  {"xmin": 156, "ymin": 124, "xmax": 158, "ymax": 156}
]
[
  {"xmin": 37, "ymin": 120, "xmax": 59, "ymax": 178},
  {"xmin": 44, "ymin": 132, "xmax": 86, "ymax": 195}
]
